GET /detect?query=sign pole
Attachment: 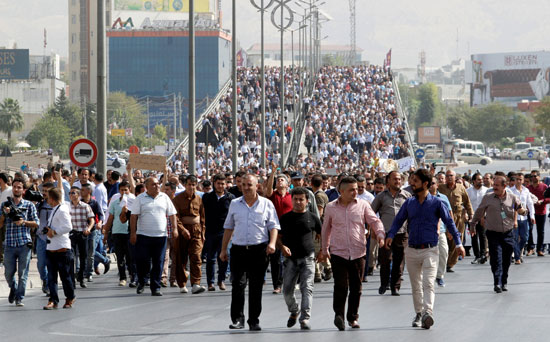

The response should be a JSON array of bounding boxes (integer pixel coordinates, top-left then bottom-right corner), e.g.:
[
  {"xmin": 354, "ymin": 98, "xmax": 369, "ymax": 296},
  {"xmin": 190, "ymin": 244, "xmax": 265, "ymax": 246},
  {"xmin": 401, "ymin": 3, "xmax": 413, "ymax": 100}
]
[{"xmin": 97, "ymin": 0, "xmax": 107, "ymax": 176}]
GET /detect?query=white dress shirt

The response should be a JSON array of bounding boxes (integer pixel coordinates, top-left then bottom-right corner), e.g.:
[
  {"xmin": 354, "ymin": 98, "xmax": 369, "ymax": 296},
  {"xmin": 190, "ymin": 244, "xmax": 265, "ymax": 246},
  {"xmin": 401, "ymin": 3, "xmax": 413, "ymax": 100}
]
[
  {"xmin": 510, "ymin": 185, "xmax": 535, "ymax": 221},
  {"xmin": 47, "ymin": 203, "xmax": 73, "ymax": 250},
  {"xmin": 92, "ymin": 182, "xmax": 108, "ymax": 217},
  {"xmin": 466, "ymin": 185, "xmax": 488, "ymax": 211},
  {"xmin": 358, "ymin": 191, "xmax": 375, "ymax": 204}
]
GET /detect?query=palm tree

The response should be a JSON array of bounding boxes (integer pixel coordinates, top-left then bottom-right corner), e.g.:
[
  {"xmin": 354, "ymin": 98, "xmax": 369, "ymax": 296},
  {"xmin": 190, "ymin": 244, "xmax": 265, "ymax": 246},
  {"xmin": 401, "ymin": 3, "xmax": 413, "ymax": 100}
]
[{"xmin": 0, "ymin": 98, "xmax": 24, "ymax": 140}]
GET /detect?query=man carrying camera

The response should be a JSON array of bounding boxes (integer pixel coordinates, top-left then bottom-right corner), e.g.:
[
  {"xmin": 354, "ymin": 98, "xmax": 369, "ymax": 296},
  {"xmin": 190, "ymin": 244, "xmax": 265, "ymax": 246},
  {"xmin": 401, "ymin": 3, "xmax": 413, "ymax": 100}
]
[{"xmin": 0, "ymin": 178, "xmax": 40, "ymax": 307}]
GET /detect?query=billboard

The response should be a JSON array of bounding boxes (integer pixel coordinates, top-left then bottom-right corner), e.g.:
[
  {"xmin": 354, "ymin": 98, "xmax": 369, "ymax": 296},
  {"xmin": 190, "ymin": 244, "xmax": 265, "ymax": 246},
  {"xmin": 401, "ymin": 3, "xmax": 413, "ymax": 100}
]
[
  {"xmin": 0, "ymin": 49, "xmax": 29, "ymax": 80},
  {"xmin": 467, "ymin": 51, "xmax": 550, "ymax": 106},
  {"xmin": 417, "ymin": 126, "xmax": 441, "ymax": 145},
  {"xmin": 114, "ymin": 0, "xmax": 210, "ymax": 13}
]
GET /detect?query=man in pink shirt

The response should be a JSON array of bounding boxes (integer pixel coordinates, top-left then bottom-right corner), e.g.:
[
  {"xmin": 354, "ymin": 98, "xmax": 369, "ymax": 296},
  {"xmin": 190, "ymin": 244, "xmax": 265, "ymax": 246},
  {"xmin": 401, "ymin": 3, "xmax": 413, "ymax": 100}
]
[{"xmin": 319, "ymin": 176, "xmax": 385, "ymax": 331}]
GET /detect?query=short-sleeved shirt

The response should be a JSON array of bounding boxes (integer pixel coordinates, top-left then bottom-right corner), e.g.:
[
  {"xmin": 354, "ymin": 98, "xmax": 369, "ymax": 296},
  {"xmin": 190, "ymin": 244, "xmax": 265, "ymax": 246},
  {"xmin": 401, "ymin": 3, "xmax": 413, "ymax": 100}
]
[
  {"xmin": 130, "ymin": 192, "xmax": 177, "ymax": 237},
  {"xmin": 269, "ymin": 190, "xmax": 293, "ymax": 218},
  {"xmin": 223, "ymin": 196, "xmax": 280, "ymax": 246},
  {"xmin": 109, "ymin": 197, "xmax": 129, "ymax": 235}
]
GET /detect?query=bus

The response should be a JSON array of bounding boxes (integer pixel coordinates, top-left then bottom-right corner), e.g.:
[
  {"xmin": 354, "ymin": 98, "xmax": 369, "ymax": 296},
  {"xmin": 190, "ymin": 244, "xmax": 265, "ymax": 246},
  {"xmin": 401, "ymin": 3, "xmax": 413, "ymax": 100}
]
[{"xmin": 444, "ymin": 139, "xmax": 486, "ymax": 157}]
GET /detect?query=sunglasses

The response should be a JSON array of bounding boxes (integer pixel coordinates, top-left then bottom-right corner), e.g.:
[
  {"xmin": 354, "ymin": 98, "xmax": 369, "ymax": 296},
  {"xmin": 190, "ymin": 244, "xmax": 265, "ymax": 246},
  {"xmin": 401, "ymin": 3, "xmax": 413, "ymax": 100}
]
[
  {"xmin": 69, "ymin": 191, "xmax": 79, "ymax": 195},
  {"xmin": 366, "ymin": 182, "xmax": 374, "ymax": 185}
]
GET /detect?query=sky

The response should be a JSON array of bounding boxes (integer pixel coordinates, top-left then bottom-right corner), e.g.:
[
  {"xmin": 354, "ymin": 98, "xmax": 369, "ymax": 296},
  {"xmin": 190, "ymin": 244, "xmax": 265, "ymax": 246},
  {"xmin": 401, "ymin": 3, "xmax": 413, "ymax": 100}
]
[{"xmin": 2, "ymin": 0, "xmax": 550, "ymax": 68}]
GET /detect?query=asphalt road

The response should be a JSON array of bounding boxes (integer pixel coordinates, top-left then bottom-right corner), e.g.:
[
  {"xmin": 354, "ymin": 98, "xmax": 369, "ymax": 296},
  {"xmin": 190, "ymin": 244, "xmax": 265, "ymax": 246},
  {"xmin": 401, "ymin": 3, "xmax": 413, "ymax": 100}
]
[{"xmin": 2, "ymin": 253, "xmax": 550, "ymax": 341}]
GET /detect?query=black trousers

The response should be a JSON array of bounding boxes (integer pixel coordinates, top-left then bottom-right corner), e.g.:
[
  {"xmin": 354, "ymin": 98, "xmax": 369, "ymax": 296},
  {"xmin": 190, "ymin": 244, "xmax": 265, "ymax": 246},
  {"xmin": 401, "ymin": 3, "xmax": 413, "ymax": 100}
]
[
  {"xmin": 269, "ymin": 249, "xmax": 283, "ymax": 289},
  {"xmin": 331, "ymin": 254, "xmax": 365, "ymax": 323},
  {"xmin": 230, "ymin": 244, "xmax": 269, "ymax": 326},
  {"xmin": 486, "ymin": 230, "xmax": 514, "ymax": 286},
  {"xmin": 70, "ymin": 231, "xmax": 88, "ymax": 282},
  {"xmin": 378, "ymin": 233, "xmax": 406, "ymax": 289},
  {"xmin": 113, "ymin": 234, "xmax": 134, "ymax": 281},
  {"xmin": 471, "ymin": 223, "xmax": 488, "ymax": 259},
  {"xmin": 527, "ymin": 218, "xmax": 535, "ymax": 251},
  {"xmin": 535, "ymin": 214, "xmax": 546, "ymax": 252},
  {"xmin": 135, "ymin": 235, "xmax": 166, "ymax": 292},
  {"xmin": 46, "ymin": 250, "xmax": 75, "ymax": 305}
]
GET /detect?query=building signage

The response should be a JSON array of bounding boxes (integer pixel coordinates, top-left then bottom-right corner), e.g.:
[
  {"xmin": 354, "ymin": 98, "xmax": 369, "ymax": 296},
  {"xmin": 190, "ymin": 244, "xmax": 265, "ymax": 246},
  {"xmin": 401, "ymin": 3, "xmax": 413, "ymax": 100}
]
[
  {"xmin": 112, "ymin": 17, "xmax": 134, "ymax": 29},
  {"xmin": 140, "ymin": 17, "xmax": 218, "ymax": 30},
  {"xmin": 0, "ymin": 49, "xmax": 29, "ymax": 80}
]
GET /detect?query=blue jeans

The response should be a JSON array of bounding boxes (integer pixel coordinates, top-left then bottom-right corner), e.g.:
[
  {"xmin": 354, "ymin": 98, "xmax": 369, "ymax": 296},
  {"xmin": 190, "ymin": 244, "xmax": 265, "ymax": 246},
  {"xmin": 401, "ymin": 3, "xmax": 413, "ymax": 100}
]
[
  {"xmin": 36, "ymin": 238, "xmax": 48, "ymax": 281},
  {"xmin": 514, "ymin": 220, "xmax": 529, "ymax": 261},
  {"xmin": 86, "ymin": 230, "xmax": 110, "ymax": 277},
  {"xmin": 3, "ymin": 245, "xmax": 32, "ymax": 301},
  {"xmin": 282, "ymin": 254, "xmax": 315, "ymax": 322},
  {"xmin": 204, "ymin": 233, "xmax": 228, "ymax": 285}
]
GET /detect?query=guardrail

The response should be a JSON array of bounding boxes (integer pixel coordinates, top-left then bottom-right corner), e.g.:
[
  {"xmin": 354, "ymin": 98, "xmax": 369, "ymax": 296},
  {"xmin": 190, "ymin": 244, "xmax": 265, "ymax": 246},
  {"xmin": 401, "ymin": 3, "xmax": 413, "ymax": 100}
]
[
  {"xmin": 166, "ymin": 78, "xmax": 232, "ymax": 164},
  {"xmin": 392, "ymin": 79, "xmax": 417, "ymax": 166}
]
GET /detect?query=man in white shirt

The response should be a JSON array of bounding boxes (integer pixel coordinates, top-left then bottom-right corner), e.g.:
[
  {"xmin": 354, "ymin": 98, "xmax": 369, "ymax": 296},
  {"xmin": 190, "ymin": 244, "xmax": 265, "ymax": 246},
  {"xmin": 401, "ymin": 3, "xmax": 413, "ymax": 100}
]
[
  {"xmin": 92, "ymin": 173, "xmax": 109, "ymax": 218},
  {"xmin": 43, "ymin": 188, "xmax": 76, "ymax": 310},
  {"xmin": 509, "ymin": 173, "xmax": 535, "ymax": 264},
  {"xmin": 466, "ymin": 173, "xmax": 488, "ymax": 264},
  {"xmin": 130, "ymin": 177, "xmax": 178, "ymax": 296}
]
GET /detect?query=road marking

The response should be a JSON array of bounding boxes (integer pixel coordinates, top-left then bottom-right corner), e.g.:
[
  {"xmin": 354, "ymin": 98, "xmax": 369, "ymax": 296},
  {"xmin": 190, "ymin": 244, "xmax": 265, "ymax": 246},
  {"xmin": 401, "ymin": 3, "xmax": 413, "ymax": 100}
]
[{"xmin": 180, "ymin": 315, "xmax": 212, "ymax": 326}]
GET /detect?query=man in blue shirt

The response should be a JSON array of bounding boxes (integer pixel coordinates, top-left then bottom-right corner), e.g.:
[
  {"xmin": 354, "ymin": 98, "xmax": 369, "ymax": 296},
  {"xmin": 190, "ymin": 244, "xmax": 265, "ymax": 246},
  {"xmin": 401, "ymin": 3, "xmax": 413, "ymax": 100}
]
[
  {"xmin": 0, "ymin": 178, "xmax": 40, "ymax": 307},
  {"xmin": 386, "ymin": 169, "xmax": 465, "ymax": 330}
]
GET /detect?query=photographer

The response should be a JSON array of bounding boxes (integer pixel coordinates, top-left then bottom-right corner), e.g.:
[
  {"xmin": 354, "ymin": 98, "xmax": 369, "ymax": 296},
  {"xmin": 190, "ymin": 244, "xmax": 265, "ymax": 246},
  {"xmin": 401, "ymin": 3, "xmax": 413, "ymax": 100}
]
[
  {"xmin": 0, "ymin": 178, "xmax": 39, "ymax": 307},
  {"xmin": 43, "ymin": 188, "xmax": 76, "ymax": 310}
]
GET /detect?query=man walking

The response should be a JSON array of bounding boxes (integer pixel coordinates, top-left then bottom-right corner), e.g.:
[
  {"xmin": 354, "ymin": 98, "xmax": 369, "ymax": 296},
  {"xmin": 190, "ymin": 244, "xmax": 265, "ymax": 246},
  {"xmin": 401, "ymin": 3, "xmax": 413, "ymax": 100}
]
[
  {"xmin": 319, "ymin": 176, "xmax": 385, "ymax": 331},
  {"xmin": 386, "ymin": 169, "xmax": 464, "ymax": 329},
  {"xmin": 470, "ymin": 176, "xmax": 525, "ymax": 293},
  {"xmin": 278, "ymin": 187, "xmax": 322, "ymax": 330},
  {"xmin": 527, "ymin": 170, "xmax": 549, "ymax": 256},
  {"xmin": 220, "ymin": 174, "xmax": 279, "ymax": 331},
  {"xmin": 466, "ymin": 173, "xmax": 488, "ymax": 264},
  {"xmin": 130, "ymin": 177, "xmax": 178, "ymax": 296},
  {"xmin": 202, "ymin": 174, "xmax": 234, "ymax": 291},
  {"xmin": 509, "ymin": 173, "xmax": 535, "ymax": 264},
  {"xmin": 68, "ymin": 186, "xmax": 94, "ymax": 289},
  {"xmin": 1, "ymin": 179, "xmax": 40, "ymax": 306}
]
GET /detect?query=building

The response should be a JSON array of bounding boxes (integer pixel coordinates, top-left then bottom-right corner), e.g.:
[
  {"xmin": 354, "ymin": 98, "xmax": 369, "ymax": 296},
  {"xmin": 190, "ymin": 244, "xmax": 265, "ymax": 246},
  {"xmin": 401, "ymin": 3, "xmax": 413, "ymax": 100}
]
[{"xmin": 246, "ymin": 43, "xmax": 363, "ymax": 67}]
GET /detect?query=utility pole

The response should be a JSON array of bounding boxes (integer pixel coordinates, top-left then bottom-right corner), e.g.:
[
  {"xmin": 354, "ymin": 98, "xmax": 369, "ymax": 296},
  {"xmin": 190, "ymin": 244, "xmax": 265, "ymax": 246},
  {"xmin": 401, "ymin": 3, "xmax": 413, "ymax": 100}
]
[
  {"xmin": 96, "ymin": 0, "xmax": 107, "ymax": 176},
  {"xmin": 279, "ymin": 0, "xmax": 285, "ymax": 165},
  {"xmin": 178, "ymin": 93, "xmax": 182, "ymax": 142},
  {"xmin": 188, "ymin": 0, "xmax": 196, "ymax": 175},
  {"xmin": 231, "ymin": 0, "xmax": 238, "ymax": 173},
  {"xmin": 83, "ymin": 97, "xmax": 88, "ymax": 138},
  {"xmin": 173, "ymin": 94, "xmax": 177, "ymax": 149}
]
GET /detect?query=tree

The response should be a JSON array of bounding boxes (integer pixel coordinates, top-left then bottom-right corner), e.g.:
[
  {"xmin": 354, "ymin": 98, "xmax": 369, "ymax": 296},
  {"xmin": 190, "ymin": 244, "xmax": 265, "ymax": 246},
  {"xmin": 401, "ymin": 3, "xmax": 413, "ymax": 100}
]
[
  {"xmin": 534, "ymin": 96, "xmax": 550, "ymax": 131},
  {"xmin": 107, "ymin": 92, "xmax": 147, "ymax": 149},
  {"xmin": 48, "ymin": 89, "xmax": 83, "ymax": 136},
  {"xmin": 26, "ymin": 113, "xmax": 73, "ymax": 157},
  {"xmin": 415, "ymin": 83, "xmax": 439, "ymax": 128},
  {"xmin": 447, "ymin": 105, "xmax": 473, "ymax": 138},
  {"xmin": 0, "ymin": 98, "xmax": 24, "ymax": 140},
  {"xmin": 153, "ymin": 124, "xmax": 167, "ymax": 141}
]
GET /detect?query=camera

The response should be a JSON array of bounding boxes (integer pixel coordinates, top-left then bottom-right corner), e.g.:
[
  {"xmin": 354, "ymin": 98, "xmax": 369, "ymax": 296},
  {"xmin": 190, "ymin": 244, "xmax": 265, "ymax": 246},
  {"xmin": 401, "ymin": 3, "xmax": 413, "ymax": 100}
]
[
  {"xmin": 24, "ymin": 189, "xmax": 44, "ymax": 202},
  {"xmin": 54, "ymin": 162, "xmax": 64, "ymax": 171},
  {"xmin": 3, "ymin": 197, "xmax": 23, "ymax": 221},
  {"xmin": 42, "ymin": 226, "xmax": 51, "ymax": 244}
]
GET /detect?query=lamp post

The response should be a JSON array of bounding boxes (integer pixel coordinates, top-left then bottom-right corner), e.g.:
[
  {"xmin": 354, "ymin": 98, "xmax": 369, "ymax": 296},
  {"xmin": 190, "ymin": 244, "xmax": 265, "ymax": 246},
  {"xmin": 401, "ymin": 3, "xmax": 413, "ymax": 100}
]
[{"xmin": 250, "ymin": 0, "xmax": 275, "ymax": 170}]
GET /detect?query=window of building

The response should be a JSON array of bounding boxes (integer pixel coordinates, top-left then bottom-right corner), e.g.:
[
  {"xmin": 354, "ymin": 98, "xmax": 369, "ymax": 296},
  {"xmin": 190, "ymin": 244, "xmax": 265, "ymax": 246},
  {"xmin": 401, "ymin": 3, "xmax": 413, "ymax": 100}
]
[
  {"xmin": 72, "ymin": 15, "xmax": 77, "ymax": 24},
  {"xmin": 72, "ymin": 0, "xmax": 76, "ymax": 5},
  {"xmin": 72, "ymin": 71, "xmax": 77, "ymax": 81},
  {"xmin": 71, "ymin": 33, "xmax": 77, "ymax": 44}
]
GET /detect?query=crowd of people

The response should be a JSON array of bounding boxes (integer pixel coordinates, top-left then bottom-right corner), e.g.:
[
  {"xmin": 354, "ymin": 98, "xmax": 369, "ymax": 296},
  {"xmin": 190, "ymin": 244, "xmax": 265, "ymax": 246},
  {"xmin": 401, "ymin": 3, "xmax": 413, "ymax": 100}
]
[{"xmin": 2, "ymin": 158, "xmax": 548, "ymax": 332}]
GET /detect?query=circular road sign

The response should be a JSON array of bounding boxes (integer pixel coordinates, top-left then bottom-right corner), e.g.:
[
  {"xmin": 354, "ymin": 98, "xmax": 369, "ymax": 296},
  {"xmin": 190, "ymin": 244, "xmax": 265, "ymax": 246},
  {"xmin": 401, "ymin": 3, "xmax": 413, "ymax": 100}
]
[
  {"xmin": 527, "ymin": 151, "xmax": 534, "ymax": 159},
  {"xmin": 415, "ymin": 149, "xmax": 425, "ymax": 159},
  {"xmin": 69, "ymin": 138, "xmax": 98, "ymax": 168},
  {"xmin": 128, "ymin": 145, "xmax": 140, "ymax": 154}
]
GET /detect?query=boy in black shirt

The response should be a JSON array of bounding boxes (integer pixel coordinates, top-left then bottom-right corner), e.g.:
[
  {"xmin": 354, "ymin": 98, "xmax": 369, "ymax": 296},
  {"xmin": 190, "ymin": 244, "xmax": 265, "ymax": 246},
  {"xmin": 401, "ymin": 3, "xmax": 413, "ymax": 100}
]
[{"xmin": 278, "ymin": 187, "xmax": 322, "ymax": 330}]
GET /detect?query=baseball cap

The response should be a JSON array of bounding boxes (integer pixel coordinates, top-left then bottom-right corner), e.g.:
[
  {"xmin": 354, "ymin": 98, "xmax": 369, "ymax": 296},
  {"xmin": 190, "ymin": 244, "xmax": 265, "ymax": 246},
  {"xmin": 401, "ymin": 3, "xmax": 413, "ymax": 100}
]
[{"xmin": 290, "ymin": 171, "xmax": 304, "ymax": 179}]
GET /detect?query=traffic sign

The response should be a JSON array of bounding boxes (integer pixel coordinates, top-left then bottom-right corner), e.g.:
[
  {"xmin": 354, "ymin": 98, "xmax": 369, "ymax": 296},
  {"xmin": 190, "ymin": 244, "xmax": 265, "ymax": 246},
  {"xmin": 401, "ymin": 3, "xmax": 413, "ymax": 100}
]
[
  {"xmin": 415, "ymin": 149, "xmax": 425, "ymax": 159},
  {"xmin": 128, "ymin": 145, "xmax": 140, "ymax": 154},
  {"xmin": 69, "ymin": 138, "xmax": 98, "ymax": 168},
  {"xmin": 527, "ymin": 151, "xmax": 534, "ymax": 159}
]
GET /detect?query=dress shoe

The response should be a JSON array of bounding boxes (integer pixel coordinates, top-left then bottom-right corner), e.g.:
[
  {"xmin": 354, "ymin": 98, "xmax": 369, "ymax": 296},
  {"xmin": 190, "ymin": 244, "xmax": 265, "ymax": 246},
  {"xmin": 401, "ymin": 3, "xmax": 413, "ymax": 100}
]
[
  {"xmin": 471, "ymin": 257, "xmax": 479, "ymax": 264},
  {"xmin": 515, "ymin": 260, "xmax": 522, "ymax": 265},
  {"xmin": 86, "ymin": 276, "xmax": 93, "ymax": 282},
  {"xmin": 502, "ymin": 284, "xmax": 508, "ymax": 291},
  {"xmin": 494, "ymin": 285, "xmax": 502, "ymax": 293},
  {"xmin": 334, "ymin": 315, "xmax": 345, "ymax": 331},
  {"xmin": 103, "ymin": 261, "xmax": 111, "ymax": 274},
  {"xmin": 446, "ymin": 267, "xmax": 455, "ymax": 273},
  {"xmin": 218, "ymin": 281, "xmax": 226, "ymax": 290},
  {"xmin": 527, "ymin": 249, "xmax": 535, "ymax": 256},
  {"xmin": 378, "ymin": 286, "xmax": 386, "ymax": 295},
  {"xmin": 287, "ymin": 313, "xmax": 298, "ymax": 327},
  {"xmin": 229, "ymin": 320, "xmax": 244, "ymax": 329},
  {"xmin": 129, "ymin": 282, "xmax": 137, "ymax": 288},
  {"xmin": 208, "ymin": 285, "xmax": 216, "ymax": 291},
  {"xmin": 151, "ymin": 290, "xmax": 163, "ymax": 296},
  {"xmin": 170, "ymin": 281, "xmax": 177, "ymax": 287},
  {"xmin": 248, "ymin": 323, "xmax": 262, "ymax": 331},
  {"xmin": 63, "ymin": 298, "xmax": 76, "ymax": 309},
  {"xmin": 94, "ymin": 267, "xmax": 100, "ymax": 275},
  {"xmin": 391, "ymin": 288, "xmax": 400, "ymax": 296},
  {"xmin": 273, "ymin": 287, "xmax": 282, "ymax": 294},
  {"xmin": 160, "ymin": 280, "xmax": 168, "ymax": 288},
  {"xmin": 538, "ymin": 251, "xmax": 545, "ymax": 257},
  {"xmin": 136, "ymin": 283, "xmax": 145, "ymax": 294},
  {"xmin": 79, "ymin": 281, "xmax": 87, "ymax": 289},
  {"xmin": 8, "ymin": 288, "xmax": 15, "ymax": 304},
  {"xmin": 314, "ymin": 276, "xmax": 322, "ymax": 283},
  {"xmin": 43, "ymin": 301, "xmax": 58, "ymax": 310},
  {"xmin": 323, "ymin": 269, "xmax": 333, "ymax": 281},
  {"xmin": 348, "ymin": 320, "xmax": 360, "ymax": 329},
  {"xmin": 367, "ymin": 267, "xmax": 374, "ymax": 276},
  {"xmin": 42, "ymin": 280, "xmax": 50, "ymax": 295}
]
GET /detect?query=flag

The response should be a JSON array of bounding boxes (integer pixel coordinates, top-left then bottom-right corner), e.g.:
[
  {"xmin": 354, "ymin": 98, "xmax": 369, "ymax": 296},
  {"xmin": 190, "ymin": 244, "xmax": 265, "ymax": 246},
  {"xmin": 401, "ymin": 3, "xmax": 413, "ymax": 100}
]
[
  {"xmin": 44, "ymin": 28, "xmax": 47, "ymax": 49},
  {"xmin": 385, "ymin": 48, "xmax": 392, "ymax": 68}
]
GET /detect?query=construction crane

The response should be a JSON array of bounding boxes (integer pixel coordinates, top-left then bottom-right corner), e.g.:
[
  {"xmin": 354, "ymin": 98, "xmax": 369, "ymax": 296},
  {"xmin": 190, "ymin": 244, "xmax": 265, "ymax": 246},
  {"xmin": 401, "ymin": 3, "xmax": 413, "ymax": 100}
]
[{"xmin": 349, "ymin": 0, "xmax": 356, "ymax": 66}]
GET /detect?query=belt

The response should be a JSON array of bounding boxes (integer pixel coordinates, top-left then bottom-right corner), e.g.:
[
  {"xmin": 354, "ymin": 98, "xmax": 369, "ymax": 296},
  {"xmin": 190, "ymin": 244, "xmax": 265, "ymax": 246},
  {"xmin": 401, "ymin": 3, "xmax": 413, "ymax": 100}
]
[
  {"xmin": 409, "ymin": 243, "xmax": 436, "ymax": 249},
  {"xmin": 232, "ymin": 243, "xmax": 267, "ymax": 250},
  {"xmin": 48, "ymin": 248, "xmax": 69, "ymax": 253}
]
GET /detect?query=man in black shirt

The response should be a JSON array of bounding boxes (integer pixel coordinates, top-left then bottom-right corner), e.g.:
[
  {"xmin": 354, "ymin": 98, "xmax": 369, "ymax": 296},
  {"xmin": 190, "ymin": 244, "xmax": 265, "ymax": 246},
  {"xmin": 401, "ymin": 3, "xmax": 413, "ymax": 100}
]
[
  {"xmin": 278, "ymin": 187, "xmax": 322, "ymax": 330},
  {"xmin": 202, "ymin": 174, "xmax": 235, "ymax": 291},
  {"xmin": 228, "ymin": 171, "xmax": 246, "ymax": 198}
]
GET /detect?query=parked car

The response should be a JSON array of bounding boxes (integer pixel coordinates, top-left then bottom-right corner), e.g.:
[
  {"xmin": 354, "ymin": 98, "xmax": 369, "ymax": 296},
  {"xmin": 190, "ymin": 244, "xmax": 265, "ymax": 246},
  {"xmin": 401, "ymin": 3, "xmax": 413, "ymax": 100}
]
[
  {"xmin": 501, "ymin": 148, "xmax": 513, "ymax": 159},
  {"xmin": 486, "ymin": 147, "xmax": 501, "ymax": 159},
  {"xmin": 457, "ymin": 152, "xmax": 493, "ymax": 166},
  {"xmin": 511, "ymin": 148, "xmax": 544, "ymax": 160}
]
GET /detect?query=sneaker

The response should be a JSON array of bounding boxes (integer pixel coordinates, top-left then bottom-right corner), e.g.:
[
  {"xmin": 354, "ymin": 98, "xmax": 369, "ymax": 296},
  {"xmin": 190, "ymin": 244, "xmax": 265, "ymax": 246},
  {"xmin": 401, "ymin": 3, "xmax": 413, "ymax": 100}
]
[
  {"xmin": 129, "ymin": 282, "xmax": 137, "ymax": 288},
  {"xmin": 119, "ymin": 280, "xmax": 127, "ymax": 286},
  {"xmin": 86, "ymin": 276, "xmax": 93, "ymax": 282},
  {"xmin": 412, "ymin": 313, "xmax": 422, "ymax": 327},
  {"xmin": 421, "ymin": 312, "xmax": 434, "ymax": 329},
  {"xmin": 15, "ymin": 299, "xmax": 24, "ymax": 307},
  {"xmin": 160, "ymin": 280, "xmax": 168, "ymax": 288},
  {"xmin": 63, "ymin": 298, "xmax": 76, "ymax": 309},
  {"xmin": 170, "ymin": 281, "xmax": 177, "ymax": 288},
  {"xmin": 471, "ymin": 258, "xmax": 479, "ymax": 264},
  {"xmin": 300, "ymin": 320, "xmax": 311, "ymax": 330},
  {"xmin": 80, "ymin": 281, "xmax": 87, "ymax": 288},
  {"xmin": 136, "ymin": 283, "xmax": 145, "ymax": 294},
  {"xmin": 436, "ymin": 278, "xmax": 445, "ymax": 287},
  {"xmin": 180, "ymin": 286, "xmax": 188, "ymax": 294},
  {"xmin": 43, "ymin": 301, "xmax": 57, "ymax": 310},
  {"xmin": 514, "ymin": 260, "xmax": 522, "ymax": 265},
  {"xmin": 192, "ymin": 284, "xmax": 206, "ymax": 294}
]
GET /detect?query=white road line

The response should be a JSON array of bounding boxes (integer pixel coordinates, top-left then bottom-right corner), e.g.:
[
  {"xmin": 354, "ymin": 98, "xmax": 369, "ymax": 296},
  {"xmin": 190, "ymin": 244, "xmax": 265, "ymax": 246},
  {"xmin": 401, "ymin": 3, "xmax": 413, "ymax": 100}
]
[{"xmin": 180, "ymin": 315, "xmax": 213, "ymax": 326}]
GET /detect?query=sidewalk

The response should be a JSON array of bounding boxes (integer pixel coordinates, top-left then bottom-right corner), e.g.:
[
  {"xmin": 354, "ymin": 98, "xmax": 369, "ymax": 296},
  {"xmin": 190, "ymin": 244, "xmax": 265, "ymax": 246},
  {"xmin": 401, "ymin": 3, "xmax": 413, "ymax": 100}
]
[{"xmin": 0, "ymin": 256, "xmax": 43, "ymax": 298}]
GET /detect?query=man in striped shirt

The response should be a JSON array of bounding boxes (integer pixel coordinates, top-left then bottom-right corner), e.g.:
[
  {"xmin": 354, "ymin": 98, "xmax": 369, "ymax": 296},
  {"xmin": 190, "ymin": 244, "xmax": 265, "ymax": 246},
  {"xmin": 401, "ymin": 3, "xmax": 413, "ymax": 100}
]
[{"xmin": 69, "ymin": 186, "xmax": 95, "ymax": 289}]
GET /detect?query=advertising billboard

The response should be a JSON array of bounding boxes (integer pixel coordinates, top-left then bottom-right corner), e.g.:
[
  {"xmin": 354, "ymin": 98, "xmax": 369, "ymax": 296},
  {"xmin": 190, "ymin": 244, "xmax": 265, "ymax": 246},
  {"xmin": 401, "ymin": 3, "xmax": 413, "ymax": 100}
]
[
  {"xmin": 467, "ymin": 51, "xmax": 550, "ymax": 106},
  {"xmin": 417, "ymin": 126, "xmax": 441, "ymax": 145},
  {"xmin": 0, "ymin": 49, "xmax": 29, "ymax": 80},
  {"xmin": 115, "ymin": 0, "xmax": 210, "ymax": 13}
]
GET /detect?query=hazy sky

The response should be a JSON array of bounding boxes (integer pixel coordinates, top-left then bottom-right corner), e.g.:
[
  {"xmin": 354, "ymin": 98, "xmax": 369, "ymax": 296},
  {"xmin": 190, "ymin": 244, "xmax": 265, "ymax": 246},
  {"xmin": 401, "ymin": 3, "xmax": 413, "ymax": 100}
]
[{"xmin": 2, "ymin": 0, "xmax": 550, "ymax": 68}]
